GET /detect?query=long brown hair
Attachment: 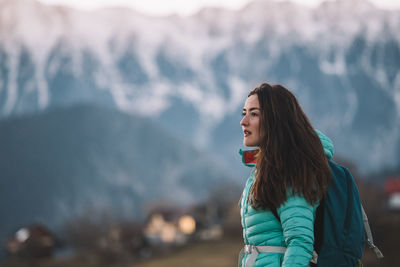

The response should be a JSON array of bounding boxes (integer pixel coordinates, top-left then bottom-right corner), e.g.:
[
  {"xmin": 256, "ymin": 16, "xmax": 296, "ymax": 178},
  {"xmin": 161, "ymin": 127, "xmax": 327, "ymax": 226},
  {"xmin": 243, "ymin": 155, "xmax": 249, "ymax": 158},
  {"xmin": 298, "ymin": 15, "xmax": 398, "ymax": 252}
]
[{"xmin": 249, "ymin": 83, "xmax": 331, "ymax": 210}]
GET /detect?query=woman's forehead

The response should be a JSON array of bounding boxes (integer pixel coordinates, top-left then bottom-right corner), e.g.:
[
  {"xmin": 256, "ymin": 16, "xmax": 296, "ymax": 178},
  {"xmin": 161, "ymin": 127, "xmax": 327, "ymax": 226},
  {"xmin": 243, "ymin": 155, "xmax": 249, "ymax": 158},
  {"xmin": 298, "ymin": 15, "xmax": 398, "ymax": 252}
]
[{"xmin": 244, "ymin": 95, "xmax": 260, "ymax": 109}]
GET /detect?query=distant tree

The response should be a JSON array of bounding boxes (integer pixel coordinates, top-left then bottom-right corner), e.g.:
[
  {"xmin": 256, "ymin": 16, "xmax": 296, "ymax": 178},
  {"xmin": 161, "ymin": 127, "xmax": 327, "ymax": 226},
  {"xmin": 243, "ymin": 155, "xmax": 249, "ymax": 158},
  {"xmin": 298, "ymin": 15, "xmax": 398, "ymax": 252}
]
[{"xmin": 62, "ymin": 208, "xmax": 146, "ymax": 264}]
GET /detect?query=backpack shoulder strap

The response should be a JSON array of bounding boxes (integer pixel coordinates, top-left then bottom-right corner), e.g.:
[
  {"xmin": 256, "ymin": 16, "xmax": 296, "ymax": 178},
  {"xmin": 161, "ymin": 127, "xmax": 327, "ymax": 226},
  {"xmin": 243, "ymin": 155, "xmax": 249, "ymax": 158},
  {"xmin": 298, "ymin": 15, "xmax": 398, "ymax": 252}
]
[{"xmin": 361, "ymin": 204, "xmax": 384, "ymax": 259}]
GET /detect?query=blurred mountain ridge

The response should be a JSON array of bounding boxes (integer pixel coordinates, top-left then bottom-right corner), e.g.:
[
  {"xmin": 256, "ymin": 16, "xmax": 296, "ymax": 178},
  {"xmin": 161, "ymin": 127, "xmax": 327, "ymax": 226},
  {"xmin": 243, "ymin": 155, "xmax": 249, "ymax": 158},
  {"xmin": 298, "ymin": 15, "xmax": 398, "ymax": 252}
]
[{"xmin": 0, "ymin": 103, "xmax": 233, "ymax": 254}]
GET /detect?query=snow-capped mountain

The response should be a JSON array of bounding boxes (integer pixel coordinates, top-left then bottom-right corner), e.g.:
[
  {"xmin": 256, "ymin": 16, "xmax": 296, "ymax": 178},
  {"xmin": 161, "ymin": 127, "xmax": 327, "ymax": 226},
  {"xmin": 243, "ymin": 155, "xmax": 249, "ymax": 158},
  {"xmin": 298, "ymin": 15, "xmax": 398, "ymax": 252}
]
[{"xmin": 0, "ymin": 0, "xmax": 399, "ymax": 172}]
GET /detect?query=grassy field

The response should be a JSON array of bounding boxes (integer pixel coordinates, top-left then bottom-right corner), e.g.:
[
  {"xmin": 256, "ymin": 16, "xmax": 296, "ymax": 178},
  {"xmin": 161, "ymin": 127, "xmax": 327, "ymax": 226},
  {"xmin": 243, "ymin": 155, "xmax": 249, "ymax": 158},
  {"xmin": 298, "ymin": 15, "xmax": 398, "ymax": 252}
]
[
  {"xmin": 136, "ymin": 237, "xmax": 243, "ymax": 267},
  {"xmin": 0, "ymin": 237, "xmax": 244, "ymax": 267}
]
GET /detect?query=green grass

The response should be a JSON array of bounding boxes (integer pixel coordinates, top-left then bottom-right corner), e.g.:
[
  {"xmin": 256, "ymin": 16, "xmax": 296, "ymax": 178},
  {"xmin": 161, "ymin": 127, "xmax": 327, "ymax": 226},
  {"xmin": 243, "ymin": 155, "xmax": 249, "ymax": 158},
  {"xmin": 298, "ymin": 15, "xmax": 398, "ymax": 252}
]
[
  {"xmin": 0, "ymin": 237, "xmax": 244, "ymax": 267},
  {"xmin": 136, "ymin": 237, "xmax": 243, "ymax": 267}
]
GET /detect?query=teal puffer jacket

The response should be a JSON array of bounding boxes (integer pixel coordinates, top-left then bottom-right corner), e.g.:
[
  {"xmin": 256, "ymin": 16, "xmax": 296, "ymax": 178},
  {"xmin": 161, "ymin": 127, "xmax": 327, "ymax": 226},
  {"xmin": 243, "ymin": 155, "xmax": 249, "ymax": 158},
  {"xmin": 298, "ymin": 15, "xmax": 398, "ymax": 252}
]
[{"xmin": 239, "ymin": 131, "xmax": 334, "ymax": 267}]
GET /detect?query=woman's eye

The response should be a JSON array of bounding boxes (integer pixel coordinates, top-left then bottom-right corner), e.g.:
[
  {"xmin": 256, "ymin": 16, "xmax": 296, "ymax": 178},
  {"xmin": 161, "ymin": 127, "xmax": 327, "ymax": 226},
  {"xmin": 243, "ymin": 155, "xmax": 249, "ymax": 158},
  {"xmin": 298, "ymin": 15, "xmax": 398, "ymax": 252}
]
[
  {"xmin": 251, "ymin": 112, "xmax": 258, "ymax": 117},
  {"xmin": 241, "ymin": 112, "xmax": 246, "ymax": 117}
]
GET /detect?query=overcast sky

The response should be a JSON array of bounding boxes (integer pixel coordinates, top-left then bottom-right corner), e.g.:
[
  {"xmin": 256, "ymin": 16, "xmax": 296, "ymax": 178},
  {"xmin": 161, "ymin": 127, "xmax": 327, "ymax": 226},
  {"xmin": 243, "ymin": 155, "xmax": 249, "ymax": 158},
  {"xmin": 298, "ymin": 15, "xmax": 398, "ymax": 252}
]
[{"xmin": 37, "ymin": 0, "xmax": 400, "ymax": 16}]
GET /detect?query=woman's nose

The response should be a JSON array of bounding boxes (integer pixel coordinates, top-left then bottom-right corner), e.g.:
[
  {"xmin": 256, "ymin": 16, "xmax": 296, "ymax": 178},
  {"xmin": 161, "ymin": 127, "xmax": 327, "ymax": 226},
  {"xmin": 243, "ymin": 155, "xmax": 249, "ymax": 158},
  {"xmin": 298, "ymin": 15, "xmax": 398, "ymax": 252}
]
[{"xmin": 240, "ymin": 116, "xmax": 248, "ymax": 126}]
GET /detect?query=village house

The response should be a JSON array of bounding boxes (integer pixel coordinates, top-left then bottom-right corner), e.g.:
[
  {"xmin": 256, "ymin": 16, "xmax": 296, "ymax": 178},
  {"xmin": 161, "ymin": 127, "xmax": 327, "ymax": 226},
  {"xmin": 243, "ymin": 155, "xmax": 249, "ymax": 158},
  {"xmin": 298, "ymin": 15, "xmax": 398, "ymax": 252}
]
[
  {"xmin": 384, "ymin": 177, "xmax": 400, "ymax": 210},
  {"xmin": 6, "ymin": 224, "xmax": 55, "ymax": 260},
  {"xmin": 144, "ymin": 207, "xmax": 196, "ymax": 246},
  {"xmin": 143, "ymin": 201, "xmax": 226, "ymax": 248}
]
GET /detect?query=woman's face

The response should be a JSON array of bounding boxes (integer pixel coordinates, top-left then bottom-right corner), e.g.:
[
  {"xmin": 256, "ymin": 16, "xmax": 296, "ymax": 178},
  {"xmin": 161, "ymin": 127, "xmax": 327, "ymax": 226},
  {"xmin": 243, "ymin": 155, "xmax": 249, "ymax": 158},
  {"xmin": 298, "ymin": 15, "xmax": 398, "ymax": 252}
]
[{"xmin": 240, "ymin": 94, "xmax": 262, "ymax": 147}]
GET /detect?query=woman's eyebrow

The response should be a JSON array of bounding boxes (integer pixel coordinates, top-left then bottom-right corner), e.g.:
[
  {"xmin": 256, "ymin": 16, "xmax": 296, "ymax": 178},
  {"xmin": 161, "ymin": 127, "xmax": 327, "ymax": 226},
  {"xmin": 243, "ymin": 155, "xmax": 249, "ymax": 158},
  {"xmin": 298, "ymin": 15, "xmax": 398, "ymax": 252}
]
[{"xmin": 243, "ymin": 107, "xmax": 260, "ymax": 111}]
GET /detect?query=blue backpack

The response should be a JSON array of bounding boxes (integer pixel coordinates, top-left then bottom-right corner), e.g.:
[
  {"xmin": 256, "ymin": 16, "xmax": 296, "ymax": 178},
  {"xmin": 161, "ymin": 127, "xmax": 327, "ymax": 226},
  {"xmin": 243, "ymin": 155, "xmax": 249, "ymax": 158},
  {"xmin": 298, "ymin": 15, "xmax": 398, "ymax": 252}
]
[
  {"xmin": 272, "ymin": 160, "xmax": 383, "ymax": 266},
  {"xmin": 310, "ymin": 160, "xmax": 382, "ymax": 266}
]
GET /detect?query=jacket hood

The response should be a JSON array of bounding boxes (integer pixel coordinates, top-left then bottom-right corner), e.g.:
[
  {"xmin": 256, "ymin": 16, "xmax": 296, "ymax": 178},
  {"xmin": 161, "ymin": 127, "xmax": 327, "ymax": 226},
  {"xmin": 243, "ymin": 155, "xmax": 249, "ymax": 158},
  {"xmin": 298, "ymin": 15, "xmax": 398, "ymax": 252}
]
[
  {"xmin": 315, "ymin": 129, "xmax": 334, "ymax": 160},
  {"xmin": 240, "ymin": 129, "xmax": 334, "ymax": 167}
]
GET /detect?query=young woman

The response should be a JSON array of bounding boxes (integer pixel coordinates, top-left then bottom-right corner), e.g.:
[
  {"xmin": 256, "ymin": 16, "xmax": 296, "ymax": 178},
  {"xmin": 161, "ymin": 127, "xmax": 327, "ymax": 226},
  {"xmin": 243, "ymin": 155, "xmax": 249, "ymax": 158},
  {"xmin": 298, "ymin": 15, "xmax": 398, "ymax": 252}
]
[{"xmin": 238, "ymin": 83, "xmax": 334, "ymax": 267}]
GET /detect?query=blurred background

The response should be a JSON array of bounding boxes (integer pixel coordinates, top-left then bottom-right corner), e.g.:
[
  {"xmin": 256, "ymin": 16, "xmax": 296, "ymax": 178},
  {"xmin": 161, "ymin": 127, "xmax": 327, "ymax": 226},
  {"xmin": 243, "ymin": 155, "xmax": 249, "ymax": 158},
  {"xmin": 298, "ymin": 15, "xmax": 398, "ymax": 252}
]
[{"xmin": 0, "ymin": 0, "xmax": 399, "ymax": 266}]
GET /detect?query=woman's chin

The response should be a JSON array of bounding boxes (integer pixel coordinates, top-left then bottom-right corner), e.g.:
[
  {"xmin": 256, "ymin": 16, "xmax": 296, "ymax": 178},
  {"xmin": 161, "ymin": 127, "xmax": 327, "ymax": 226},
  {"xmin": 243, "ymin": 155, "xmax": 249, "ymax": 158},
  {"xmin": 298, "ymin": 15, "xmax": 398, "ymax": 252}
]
[{"xmin": 243, "ymin": 140, "xmax": 257, "ymax": 147}]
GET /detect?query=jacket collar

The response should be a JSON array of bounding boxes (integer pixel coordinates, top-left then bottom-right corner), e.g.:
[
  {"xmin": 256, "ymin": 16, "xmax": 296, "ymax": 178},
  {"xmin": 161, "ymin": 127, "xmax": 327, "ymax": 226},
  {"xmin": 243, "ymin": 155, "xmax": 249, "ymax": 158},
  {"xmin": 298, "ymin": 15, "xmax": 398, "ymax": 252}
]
[{"xmin": 239, "ymin": 149, "xmax": 258, "ymax": 167}]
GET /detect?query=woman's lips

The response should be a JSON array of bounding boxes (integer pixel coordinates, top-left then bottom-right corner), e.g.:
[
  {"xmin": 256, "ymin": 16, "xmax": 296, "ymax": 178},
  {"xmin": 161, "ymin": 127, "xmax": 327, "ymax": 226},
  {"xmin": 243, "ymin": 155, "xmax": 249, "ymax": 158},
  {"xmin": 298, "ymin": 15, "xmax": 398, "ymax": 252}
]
[{"xmin": 244, "ymin": 130, "xmax": 251, "ymax": 137}]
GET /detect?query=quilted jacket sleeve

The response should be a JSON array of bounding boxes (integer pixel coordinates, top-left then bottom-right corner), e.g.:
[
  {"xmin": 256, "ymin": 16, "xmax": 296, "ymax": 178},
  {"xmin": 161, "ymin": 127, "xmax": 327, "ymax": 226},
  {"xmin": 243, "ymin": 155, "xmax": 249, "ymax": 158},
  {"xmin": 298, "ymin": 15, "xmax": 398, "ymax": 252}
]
[{"xmin": 277, "ymin": 194, "xmax": 317, "ymax": 267}]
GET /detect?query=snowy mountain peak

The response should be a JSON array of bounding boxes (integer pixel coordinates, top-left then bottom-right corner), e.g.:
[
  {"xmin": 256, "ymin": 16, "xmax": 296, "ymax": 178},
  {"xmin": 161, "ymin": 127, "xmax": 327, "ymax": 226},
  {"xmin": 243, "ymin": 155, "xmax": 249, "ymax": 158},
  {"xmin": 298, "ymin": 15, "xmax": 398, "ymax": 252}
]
[{"xmin": 0, "ymin": 0, "xmax": 399, "ymax": 172}]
